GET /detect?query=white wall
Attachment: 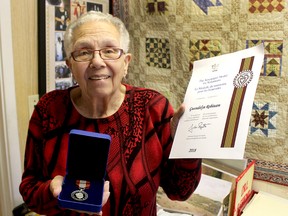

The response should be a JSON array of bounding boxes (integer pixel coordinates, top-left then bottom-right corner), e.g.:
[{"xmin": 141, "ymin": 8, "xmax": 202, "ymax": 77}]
[{"xmin": 0, "ymin": 0, "xmax": 23, "ymax": 215}]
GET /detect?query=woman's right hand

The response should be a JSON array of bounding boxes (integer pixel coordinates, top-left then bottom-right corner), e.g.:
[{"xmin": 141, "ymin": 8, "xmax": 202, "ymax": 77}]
[
  {"xmin": 50, "ymin": 175, "xmax": 64, "ymax": 198},
  {"xmin": 50, "ymin": 176, "xmax": 110, "ymax": 215}
]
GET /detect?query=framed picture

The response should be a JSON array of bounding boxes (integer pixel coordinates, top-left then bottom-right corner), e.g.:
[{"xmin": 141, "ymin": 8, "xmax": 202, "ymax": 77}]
[{"xmin": 38, "ymin": 0, "xmax": 112, "ymax": 96}]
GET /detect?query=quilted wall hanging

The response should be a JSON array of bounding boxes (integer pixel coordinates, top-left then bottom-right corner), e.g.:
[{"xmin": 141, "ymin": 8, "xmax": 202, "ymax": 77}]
[{"xmin": 112, "ymin": 0, "xmax": 288, "ymax": 186}]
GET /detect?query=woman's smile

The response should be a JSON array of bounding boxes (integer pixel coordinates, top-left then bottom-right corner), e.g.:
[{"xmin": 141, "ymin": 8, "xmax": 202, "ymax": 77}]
[{"xmin": 88, "ymin": 74, "xmax": 111, "ymax": 81}]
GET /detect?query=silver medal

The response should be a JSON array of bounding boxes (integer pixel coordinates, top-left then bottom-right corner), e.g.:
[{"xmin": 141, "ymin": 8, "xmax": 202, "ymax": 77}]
[{"xmin": 71, "ymin": 189, "xmax": 88, "ymax": 201}]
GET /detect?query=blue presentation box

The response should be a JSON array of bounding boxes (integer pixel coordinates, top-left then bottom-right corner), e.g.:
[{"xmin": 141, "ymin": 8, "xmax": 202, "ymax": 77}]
[{"xmin": 58, "ymin": 129, "xmax": 111, "ymax": 213}]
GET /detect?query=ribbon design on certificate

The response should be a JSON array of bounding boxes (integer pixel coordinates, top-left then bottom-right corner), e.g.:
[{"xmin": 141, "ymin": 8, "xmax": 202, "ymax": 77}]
[
  {"xmin": 71, "ymin": 180, "xmax": 90, "ymax": 201},
  {"xmin": 221, "ymin": 56, "xmax": 254, "ymax": 148}
]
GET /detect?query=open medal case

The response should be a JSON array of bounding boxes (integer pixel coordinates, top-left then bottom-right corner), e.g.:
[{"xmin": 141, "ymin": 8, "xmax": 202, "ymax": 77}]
[{"xmin": 58, "ymin": 129, "xmax": 111, "ymax": 213}]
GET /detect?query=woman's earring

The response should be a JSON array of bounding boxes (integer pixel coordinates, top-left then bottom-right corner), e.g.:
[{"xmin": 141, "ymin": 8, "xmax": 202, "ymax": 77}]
[
  {"xmin": 72, "ymin": 75, "xmax": 78, "ymax": 86},
  {"xmin": 123, "ymin": 73, "xmax": 127, "ymax": 82}
]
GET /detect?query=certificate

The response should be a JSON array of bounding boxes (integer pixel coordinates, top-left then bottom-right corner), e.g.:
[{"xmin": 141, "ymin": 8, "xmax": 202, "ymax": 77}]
[{"xmin": 169, "ymin": 44, "xmax": 264, "ymax": 159}]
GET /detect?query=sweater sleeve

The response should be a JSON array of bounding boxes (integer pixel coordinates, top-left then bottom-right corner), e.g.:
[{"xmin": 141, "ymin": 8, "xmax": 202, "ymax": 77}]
[
  {"xmin": 150, "ymin": 94, "xmax": 202, "ymax": 201},
  {"xmin": 161, "ymin": 158, "xmax": 202, "ymax": 201},
  {"xmin": 19, "ymin": 91, "xmax": 67, "ymax": 215},
  {"xmin": 19, "ymin": 110, "xmax": 63, "ymax": 214}
]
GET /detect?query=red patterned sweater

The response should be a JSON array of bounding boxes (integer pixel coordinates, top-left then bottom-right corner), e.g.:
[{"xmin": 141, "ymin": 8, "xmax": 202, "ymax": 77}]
[{"xmin": 20, "ymin": 84, "xmax": 201, "ymax": 216}]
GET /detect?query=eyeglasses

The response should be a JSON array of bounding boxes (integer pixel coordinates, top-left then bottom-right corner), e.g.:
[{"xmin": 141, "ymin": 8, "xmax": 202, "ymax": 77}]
[{"xmin": 71, "ymin": 48, "xmax": 124, "ymax": 62}]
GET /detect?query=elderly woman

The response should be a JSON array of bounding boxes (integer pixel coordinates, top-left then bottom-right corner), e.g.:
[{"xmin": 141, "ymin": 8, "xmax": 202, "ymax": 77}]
[{"xmin": 19, "ymin": 11, "xmax": 201, "ymax": 216}]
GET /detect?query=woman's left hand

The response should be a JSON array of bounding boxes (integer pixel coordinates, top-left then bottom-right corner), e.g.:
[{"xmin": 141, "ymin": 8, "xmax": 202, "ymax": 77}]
[
  {"xmin": 170, "ymin": 104, "xmax": 185, "ymax": 138},
  {"xmin": 71, "ymin": 181, "xmax": 110, "ymax": 215}
]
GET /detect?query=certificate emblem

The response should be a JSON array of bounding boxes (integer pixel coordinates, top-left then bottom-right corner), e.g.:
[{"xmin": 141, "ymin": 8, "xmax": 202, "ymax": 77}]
[
  {"xmin": 71, "ymin": 189, "xmax": 88, "ymax": 201},
  {"xmin": 233, "ymin": 69, "xmax": 253, "ymax": 88}
]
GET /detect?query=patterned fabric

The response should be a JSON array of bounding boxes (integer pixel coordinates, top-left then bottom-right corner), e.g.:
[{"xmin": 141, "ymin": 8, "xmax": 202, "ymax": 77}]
[
  {"xmin": 146, "ymin": 37, "xmax": 171, "ymax": 69},
  {"xmin": 19, "ymin": 84, "xmax": 201, "ymax": 216},
  {"xmin": 111, "ymin": 0, "xmax": 129, "ymax": 27},
  {"xmin": 192, "ymin": 0, "xmax": 223, "ymax": 15},
  {"xmin": 146, "ymin": 0, "xmax": 168, "ymax": 15},
  {"xmin": 249, "ymin": 0, "xmax": 284, "ymax": 13},
  {"xmin": 126, "ymin": 0, "xmax": 288, "ymax": 184},
  {"xmin": 248, "ymin": 159, "xmax": 288, "ymax": 186},
  {"xmin": 246, "ymin": 40, "xmax": 283, "ymax": 76},
  {"xmin": 250, "ymin": 102, "xmax": 277, "ymax": 137},
  {"xmin": 189, "ymin": 39, "xmax": 222, "ymax": 71}
]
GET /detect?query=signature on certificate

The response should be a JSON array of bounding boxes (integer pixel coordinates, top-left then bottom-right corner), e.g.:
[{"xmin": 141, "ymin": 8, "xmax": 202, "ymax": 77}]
[{"xmin": 188, "ymin": 122, "xmax": 211, "ymax": 133}]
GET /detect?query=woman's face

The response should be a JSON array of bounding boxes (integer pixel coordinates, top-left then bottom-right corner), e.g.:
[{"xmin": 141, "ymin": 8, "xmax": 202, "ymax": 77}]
[{"xmin": 67, "ymin": 21, "xmax": 131, "ymax": 99}]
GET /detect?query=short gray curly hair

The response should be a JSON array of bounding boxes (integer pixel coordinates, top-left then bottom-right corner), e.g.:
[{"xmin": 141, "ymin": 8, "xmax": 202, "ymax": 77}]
[{"xmin": 64, "ymin": 11, "xmax": 130, "ymax": 58}]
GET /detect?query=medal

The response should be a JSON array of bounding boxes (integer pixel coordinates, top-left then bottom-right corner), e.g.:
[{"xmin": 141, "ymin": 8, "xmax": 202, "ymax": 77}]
[
  {"xmin": 71, "ymin": 180, "xmax": 90, "ymax": 201},
  {"xmin": 71, "ymin": 189, "xmax": 88, "ymax": 201}
]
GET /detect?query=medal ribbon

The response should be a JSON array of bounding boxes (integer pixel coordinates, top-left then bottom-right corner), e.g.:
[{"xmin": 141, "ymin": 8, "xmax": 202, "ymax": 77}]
[
  {"xmin": 221, "ymin": 56, "xmax": 254, "ymax": 148},
  {"xmin": 76, "ymin": 180, "xmax": 90, "ymax": 190}
]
